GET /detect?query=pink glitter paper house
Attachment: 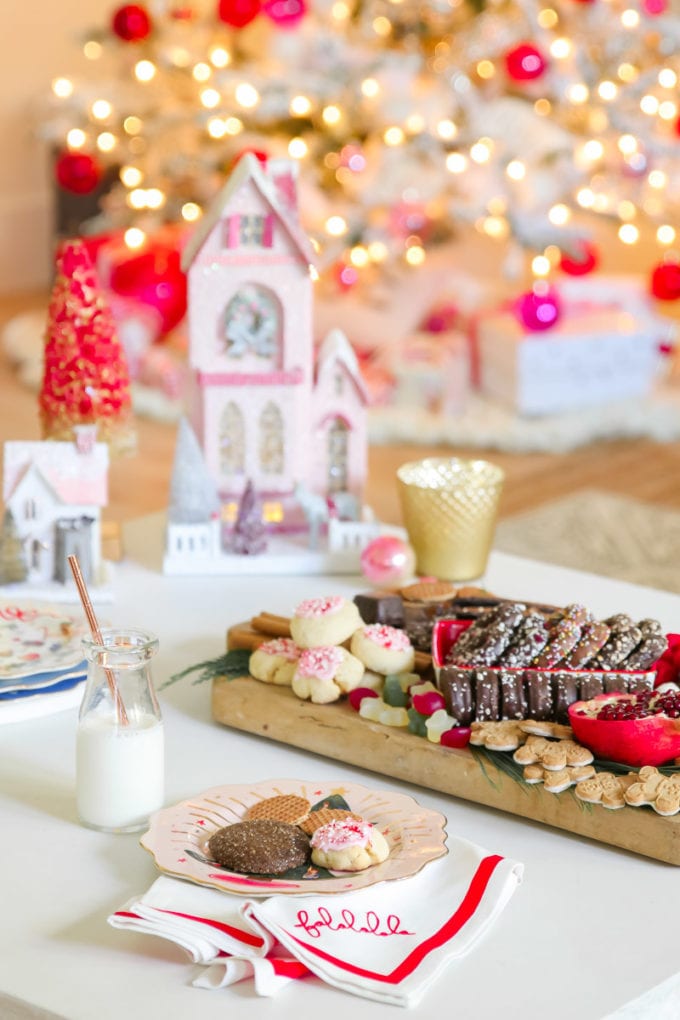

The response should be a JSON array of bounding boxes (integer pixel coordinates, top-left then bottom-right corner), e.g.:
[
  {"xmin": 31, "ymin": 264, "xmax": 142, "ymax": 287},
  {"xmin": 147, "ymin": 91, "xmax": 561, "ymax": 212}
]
[{"xmin": 181, "ymin": 153, "xmax": 368, "ymax": 531}]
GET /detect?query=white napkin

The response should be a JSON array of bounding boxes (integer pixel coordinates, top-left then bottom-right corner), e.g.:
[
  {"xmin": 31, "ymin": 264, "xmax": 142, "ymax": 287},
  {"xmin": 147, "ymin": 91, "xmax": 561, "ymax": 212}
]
[{"xmin": 109, "ymin": 837, "xmax": 523, "ymax": 1008}]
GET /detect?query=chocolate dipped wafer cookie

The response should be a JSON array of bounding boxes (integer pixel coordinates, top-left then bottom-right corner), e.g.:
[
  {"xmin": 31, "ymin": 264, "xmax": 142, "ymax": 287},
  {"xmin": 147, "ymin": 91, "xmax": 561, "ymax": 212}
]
[{"xmin": 591, "ymin": 618, "xmax": 643, "ymax": 669}]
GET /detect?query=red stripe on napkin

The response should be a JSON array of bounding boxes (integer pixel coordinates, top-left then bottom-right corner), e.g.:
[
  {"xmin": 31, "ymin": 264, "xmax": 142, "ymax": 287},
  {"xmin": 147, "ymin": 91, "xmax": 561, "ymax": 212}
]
[
  {"xmin": 270, "ymin": 957, "xmax": 312, "ymax": 979},
  {"xmin": 284, "ymin": 853, "xmax": 504, "ymax": 985},
  {"xmin": 157, "ymin": 908, "xmax": 265, "ymax": 949}
]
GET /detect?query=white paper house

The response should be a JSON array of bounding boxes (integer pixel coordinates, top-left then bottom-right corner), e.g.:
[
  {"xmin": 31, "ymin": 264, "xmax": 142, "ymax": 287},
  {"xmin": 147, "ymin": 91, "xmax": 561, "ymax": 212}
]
[{"xmin": 2, "ymin": 429, "xmax": 109, "ymax": 585}]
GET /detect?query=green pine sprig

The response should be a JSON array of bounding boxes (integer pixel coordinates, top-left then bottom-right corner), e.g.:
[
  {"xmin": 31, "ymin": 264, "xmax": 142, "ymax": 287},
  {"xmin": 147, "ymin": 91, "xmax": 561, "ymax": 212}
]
[{"xmin": 160, "ymin": 648, "xmax": 252, "ymax": 689}]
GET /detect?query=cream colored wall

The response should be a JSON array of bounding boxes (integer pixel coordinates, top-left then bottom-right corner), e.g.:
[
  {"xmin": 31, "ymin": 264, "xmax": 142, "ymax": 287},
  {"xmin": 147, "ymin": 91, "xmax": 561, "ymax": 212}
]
[{"xmin": 0, "ymin": 0, "xmax": 111, "ymax": 293}]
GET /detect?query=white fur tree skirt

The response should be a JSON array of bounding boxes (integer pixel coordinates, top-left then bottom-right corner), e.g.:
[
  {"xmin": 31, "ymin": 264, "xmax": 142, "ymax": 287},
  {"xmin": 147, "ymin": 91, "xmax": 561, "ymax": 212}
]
[
  {"xmin": 5, "ymin": 309, "xmax": 680, "ymax": 453},
  {"xmin": 369, "ymin": 387, "xmax": 680, "ymax": 453}
]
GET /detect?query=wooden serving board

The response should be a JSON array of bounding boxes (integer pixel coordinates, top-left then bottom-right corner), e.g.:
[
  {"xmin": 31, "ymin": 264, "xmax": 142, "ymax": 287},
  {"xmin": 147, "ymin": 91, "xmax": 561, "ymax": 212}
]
[{"xmin": 213, "ymin": 620, "xmax": 680, "ymax": 866}]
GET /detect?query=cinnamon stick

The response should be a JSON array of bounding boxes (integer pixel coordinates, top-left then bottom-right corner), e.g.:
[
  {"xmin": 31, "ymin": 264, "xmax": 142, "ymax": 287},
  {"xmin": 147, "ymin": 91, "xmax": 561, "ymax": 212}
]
[{"xmin": 251, "ymin": 612, "xmax": 292, "ymax": 637}]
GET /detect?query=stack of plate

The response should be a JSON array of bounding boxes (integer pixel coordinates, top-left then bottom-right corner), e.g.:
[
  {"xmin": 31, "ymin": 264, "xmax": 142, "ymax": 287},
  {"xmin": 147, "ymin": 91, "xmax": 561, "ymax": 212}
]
[{"xmin": 0, "ymin": 602, "xmax": 88, "ymax": 724}]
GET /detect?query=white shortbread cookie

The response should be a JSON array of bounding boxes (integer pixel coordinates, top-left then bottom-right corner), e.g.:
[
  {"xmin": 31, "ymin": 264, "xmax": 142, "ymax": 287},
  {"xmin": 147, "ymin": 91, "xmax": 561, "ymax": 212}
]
[
  {"xmin": 291, "ymin": 645, "xmax": 365, "ymax": 703},
  {"xmin": 310, "ymin": 818, "xmax": 390, "ymax": 872},
  {"xmin": 350, "ymin": 623, "xmax": 415, "ymax": 675},
  {"xmin": 249, "ymin": 638, "xmax": 300, "ymax": 686},
  {"xmin": 290, "ymin": 596, "xmax": 364, "ymax": 649}
]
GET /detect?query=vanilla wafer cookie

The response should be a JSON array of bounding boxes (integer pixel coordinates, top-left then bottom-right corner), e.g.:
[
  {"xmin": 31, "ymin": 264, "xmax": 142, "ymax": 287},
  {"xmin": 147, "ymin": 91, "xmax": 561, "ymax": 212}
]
[
  {"xmin": 299, "ymin": 807, "xmax": 362, "ymax": 835},
  {"xmin": 246, "ymin": 794, "xmax": 311, "ymax": 826}
]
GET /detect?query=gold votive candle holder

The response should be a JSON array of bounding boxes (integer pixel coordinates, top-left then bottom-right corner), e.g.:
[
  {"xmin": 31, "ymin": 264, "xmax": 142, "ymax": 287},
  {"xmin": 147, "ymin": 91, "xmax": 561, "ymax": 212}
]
[{"xmin": 396, "ymin": 457, "xmax": 505, "ymax": 581}]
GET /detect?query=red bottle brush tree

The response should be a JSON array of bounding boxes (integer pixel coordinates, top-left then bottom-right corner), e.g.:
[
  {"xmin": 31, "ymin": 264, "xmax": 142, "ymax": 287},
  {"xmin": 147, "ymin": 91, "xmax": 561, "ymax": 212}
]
[{"xmin": 39, "ymin": 240, "xmax": 136, "ymax": 456}]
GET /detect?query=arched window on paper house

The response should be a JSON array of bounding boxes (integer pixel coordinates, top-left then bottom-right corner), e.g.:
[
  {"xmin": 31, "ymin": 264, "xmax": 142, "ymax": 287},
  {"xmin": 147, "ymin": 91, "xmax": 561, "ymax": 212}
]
[
  {"xmin": 259, "ymin": 402, "xmax": 284, "ymax": 476},
  {"xmin": 219, "ymin": 402, "xmax": 245, "ymax": 477},
  {"xmin": 327, "ymin": 417, "xmax": 349, "ymax": 494}
]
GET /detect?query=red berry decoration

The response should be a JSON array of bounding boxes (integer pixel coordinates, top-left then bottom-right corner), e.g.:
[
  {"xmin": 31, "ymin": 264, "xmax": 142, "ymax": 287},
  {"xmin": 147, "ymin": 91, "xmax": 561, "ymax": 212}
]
[
  {"xmin": 651, "ymin": 261, "xmax": 680, "ymax": 301},
  {"xmin": 505, "ymin": 43, "xmax": 547, "ymax": 82},
  {"xmin": 111, "ymin": 4, "xmax": 152, "ymax": 41},
  {"xmin": 348, "ymin": 687, "xmax": 379, "ymax": 711},
  {"xmin": 441, "ymin": 726, "xmax": 472, "ymax": 749},
  {"xmin": 217, "ymin": 0, "xmax": 261, "ymax": 28},
  {"xmin": 568, "ymin": 691, "xmax": 680, "ymax": 767},
  {"xmin": 559, "ymin": 241, "xmax": 598, "ymax": 276},
  {"xmin": 55, "ymin": 151, "xmax": 102, "ymax": 195}
]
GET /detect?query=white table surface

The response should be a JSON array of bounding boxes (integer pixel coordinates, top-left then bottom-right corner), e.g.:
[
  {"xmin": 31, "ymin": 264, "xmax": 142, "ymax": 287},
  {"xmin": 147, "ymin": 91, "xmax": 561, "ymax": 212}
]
[{"xmin": 2, "ymin": 529, "xmax": 680, "ymax": 1020}]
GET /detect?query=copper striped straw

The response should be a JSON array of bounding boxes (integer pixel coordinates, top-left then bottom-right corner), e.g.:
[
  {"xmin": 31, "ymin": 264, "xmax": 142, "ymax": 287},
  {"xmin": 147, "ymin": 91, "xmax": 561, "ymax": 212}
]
[{"xmin": 68, "ymin": 554, "xmax": 128, "ymax": 726}]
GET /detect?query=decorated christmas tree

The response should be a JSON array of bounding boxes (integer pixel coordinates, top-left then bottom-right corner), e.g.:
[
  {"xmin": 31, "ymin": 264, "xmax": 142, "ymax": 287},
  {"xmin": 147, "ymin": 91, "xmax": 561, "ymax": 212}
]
[
  {"xmin": 40, "ymin": 0, "xmax": 680, "ymax": 298},
  {"xmin": 39, "ymin": 240, "xmax": 136, "ymax": 455},
  {"xmin": 228, "ymin": 479, "xmax": 267, "ymax": 554},
  {"xmin": 0, "ymin": 510, "xmax": 28, "ymax": 585}
]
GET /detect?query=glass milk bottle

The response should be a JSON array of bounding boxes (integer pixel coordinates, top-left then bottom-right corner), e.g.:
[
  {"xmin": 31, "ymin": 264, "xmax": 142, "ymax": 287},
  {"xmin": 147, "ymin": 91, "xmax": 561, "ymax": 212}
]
[{"xmin": 77, "ymin": 629, "xmax": 164, "ymax": 833}]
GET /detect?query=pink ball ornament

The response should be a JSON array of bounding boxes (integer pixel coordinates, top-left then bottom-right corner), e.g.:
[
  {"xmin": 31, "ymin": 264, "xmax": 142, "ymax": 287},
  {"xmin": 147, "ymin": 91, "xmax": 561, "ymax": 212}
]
[
  {"xmin": 262, "ymin": 0, "xmax": 306, "ymax": 26},
  {"xmin": 360, "ymin": 536, "xmax": 416, "ymax": 587},
  {"xmin": 643, "ymin": 0, "xmax": 667, "ymax": 13},
  {"xmin": 516, "ymin": 287, "xmax": 561, "ymax": 332},
  {"xmin": 505, "ymin": 43, "xmax": 547, "ymax": 82}
]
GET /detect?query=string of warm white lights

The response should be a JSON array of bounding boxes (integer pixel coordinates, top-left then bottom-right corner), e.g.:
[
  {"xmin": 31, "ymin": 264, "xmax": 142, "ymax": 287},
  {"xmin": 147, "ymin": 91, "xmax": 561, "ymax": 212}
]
[{"xmin": 39, "ymin": 0, "xmax": 680, "ymax": 293}]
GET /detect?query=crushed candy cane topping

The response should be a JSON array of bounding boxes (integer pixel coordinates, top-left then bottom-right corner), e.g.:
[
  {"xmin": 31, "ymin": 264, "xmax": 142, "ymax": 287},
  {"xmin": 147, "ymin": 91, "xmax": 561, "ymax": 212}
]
[
  {"xmin": 364, "ymin": 624, "xmax": 411, "ymax": 651},
  {"xmin": 311, "ymin": 818, "xmax": 374, "ymax": 852},
  {"xmin": 259, "ymin": 638, "xmax": 300, "ymax": 661},
  {"xmin": 295, "ymin": 596, "xmax": 344, "ymax": 619},
  {"xmin": 297, "ymin": 646, "xmax": 344, "ymax": 681}
]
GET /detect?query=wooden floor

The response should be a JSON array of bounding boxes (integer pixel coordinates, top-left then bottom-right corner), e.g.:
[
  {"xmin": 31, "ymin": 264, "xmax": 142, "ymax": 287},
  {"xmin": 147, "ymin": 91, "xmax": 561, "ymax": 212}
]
[{"xmin": 2, "ymin": 290, "xmax": 680, "ymax": 527}]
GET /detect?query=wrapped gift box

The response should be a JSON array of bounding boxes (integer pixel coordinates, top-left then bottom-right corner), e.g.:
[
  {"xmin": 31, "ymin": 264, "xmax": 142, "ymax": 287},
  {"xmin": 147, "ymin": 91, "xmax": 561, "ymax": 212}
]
[{"xmin": 476, "ymin": 283, "xmax": 668, "ymax": 416}]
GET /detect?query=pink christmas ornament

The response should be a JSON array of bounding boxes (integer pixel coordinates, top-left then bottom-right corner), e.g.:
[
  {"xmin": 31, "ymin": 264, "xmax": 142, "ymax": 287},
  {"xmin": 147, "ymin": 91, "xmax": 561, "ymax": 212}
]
[
  {"xmin": 643, "ymin": 0, "xmax": 667, "ymax": 13},
  {"xmin": 516, "ymin": 288, "xmax": 561, "ymax": 331},
  {"xmin": 360, "ymin": 535, "xmax": 416, "ymax": 586},
  {"xmin": 262, "ymin": 0, "xmax": 306, "ymax": 26}
]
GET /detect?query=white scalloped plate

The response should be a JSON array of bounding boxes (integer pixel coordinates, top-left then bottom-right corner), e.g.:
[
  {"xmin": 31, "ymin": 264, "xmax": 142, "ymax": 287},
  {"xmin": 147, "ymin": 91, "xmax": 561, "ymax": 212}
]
[{"xmin": 140, "ymin": 778, "xmax": 448, "ymax": 896}]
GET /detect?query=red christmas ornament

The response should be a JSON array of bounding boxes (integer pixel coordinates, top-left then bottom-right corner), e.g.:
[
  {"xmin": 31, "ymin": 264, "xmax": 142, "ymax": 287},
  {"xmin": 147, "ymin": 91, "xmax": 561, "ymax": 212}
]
[
  {"xmin": 505, "ymin": 43, "xmax": 547, "ymax": 82},
  {"xmin": 262, "ymin": 0, "xmax": 307, "ymax": 27},
  {"xmin": 39, "ymin": 240, "xmax": 135, "ymax": 454},
  {"xmin": 217, "ymin": 0, "xmax": 261, "ymax": 28},
  {"xmin": 111, "ymin": 4, "xmax": 152, "ymax": 41},
  {"xmin": 54, "ymin": 151, "xmax": 102, "ymax": 195},
  {"xmin": 651, "ymin": 261, "xmax": 680, "ymax": 301},
  {"xmin": 559, "ymin": 241, "xmax": 599, "ymax": 276},
  {"xmin": 109, "ymin": 243, "xmax": 187, "ymax": 335},
  {"xmin": 516, "ymin": 287, "xmax": 561, "ymax": 331}
]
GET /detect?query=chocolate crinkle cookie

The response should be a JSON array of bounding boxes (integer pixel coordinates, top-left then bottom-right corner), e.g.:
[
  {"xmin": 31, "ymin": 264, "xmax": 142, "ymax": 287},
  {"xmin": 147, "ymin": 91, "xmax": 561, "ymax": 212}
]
[{"xmin": 207, "ymin": 819, "xmax": 310, "ymax": 874}]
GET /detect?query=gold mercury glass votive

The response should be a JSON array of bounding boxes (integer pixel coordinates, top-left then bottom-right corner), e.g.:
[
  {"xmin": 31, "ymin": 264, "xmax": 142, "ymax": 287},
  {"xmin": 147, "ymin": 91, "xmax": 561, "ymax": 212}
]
[{"xmin": 396, "ymin": 458, "xmax": 505, "ymax": 582}]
